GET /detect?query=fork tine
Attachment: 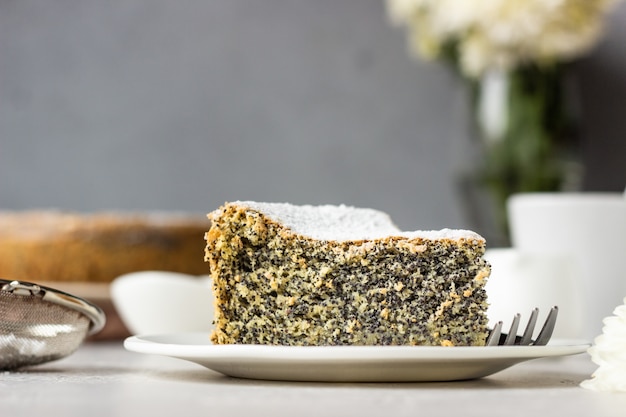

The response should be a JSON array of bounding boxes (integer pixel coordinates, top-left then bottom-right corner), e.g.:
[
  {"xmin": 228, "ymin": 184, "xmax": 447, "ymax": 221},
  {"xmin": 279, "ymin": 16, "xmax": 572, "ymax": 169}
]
[
  {"xmin": 533, "ymin": 306, "xmax": 559, "ymax": 346},
  {"xmin": 519, "ymin": 308, "xmax": 539, "ymax": 345},
  {"xmin": 504, "ymin": 313, "xmax": 521, "ymax": 345},
  {"xmin": 486, "ymin": 321, "xmax": 503, "ymax": 346}
]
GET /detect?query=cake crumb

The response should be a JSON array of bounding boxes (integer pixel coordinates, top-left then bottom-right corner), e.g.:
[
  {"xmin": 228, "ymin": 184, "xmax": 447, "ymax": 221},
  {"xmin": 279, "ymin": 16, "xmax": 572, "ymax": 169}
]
[{"xmin": 205, "ymin": 201, "xmax": 491, "ymax": 346}]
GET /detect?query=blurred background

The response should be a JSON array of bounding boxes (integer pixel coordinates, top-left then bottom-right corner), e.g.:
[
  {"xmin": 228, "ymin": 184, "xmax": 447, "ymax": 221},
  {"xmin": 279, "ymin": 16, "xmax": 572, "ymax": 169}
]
[{"xmin": 2, "ymin": 0, "xmax": 625, "ymax": 245}]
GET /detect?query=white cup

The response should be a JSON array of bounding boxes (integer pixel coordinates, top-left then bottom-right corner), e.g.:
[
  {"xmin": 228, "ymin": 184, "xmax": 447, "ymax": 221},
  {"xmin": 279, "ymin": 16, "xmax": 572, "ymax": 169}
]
[
  {"xmin": 507, "ymin": 192, "xmax": 626, "ymax": 339},
  {"xmin": 484, "ymin": 248, "xmax": 584, "ymax": 339}
]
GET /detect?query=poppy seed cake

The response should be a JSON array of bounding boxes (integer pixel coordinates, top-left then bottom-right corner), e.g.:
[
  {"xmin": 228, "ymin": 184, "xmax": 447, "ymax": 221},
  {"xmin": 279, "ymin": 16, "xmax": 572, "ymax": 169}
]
[{"xmin": 205, "ymin": 201, "xmax": 491, "ymax": 346}]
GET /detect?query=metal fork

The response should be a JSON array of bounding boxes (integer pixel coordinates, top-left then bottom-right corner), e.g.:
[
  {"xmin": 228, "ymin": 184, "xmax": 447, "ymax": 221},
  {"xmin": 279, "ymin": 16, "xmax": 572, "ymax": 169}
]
[{"xmin": 486, "ymin": 306, "xmax": 558, "ymax": 346}]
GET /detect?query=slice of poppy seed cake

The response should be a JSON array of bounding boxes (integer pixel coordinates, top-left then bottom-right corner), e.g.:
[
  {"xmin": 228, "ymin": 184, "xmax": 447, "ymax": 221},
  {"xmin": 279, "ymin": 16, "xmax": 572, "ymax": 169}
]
[{"xmin": 204, "ymin": 201, "xmax": 491, "ymax": 346}]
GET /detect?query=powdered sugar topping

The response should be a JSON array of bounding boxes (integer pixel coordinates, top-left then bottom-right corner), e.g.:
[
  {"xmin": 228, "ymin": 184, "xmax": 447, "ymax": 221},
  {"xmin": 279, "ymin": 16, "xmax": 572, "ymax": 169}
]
[{"xmin": 231, "ymin": 201, "xmax": 483, "ymax": 242}]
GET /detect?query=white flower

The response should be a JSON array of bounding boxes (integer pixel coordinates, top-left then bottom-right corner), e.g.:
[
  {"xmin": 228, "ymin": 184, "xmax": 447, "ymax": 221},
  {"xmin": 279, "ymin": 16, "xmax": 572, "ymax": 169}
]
[{"xmin": 387, "ymin": 0, "xmax": 622, "ymax": 77}]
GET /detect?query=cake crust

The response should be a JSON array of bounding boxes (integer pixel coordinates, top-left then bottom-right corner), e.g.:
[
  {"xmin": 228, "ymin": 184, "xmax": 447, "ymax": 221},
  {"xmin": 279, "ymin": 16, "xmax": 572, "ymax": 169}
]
[
  {"xmin": 0, "ymin": 210, "xmax": 209, "ymax": 283},
  {"xmin": 205, "ymin": 202, "xmax": 491, "ymax": 346}
]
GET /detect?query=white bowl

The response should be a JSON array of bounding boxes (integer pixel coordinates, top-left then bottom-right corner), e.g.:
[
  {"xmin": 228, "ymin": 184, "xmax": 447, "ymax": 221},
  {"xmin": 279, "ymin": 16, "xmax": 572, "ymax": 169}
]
[{"xmin": 111, "ymin": 271, "xmax": 214, "ymax": 335}]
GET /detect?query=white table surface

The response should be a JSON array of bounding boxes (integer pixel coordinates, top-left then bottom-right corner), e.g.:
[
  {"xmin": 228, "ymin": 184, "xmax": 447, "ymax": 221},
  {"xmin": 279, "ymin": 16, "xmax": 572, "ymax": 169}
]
[{"xmin": 1, "ymin": 341, "xmax": 625, "ymax": 417}]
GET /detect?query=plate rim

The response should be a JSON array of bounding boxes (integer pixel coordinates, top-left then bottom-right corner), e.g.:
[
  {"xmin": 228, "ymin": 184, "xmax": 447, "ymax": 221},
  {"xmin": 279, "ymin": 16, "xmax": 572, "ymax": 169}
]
[{"xmin": 124, "ymin": 332, "xmax": 591, "ymax": 361}]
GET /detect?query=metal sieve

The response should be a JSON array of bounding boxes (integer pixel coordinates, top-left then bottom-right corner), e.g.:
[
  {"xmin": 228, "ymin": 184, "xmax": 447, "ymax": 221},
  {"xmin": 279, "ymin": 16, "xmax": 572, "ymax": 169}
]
[{"xmin": 0, "ymin": 279, "xmax": 106, "ymax": 370}]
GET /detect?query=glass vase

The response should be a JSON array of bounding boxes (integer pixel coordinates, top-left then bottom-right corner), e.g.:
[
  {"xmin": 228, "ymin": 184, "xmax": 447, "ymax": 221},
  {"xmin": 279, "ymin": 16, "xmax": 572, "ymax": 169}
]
[{"xmin": 459, "ymin": 64, "xmax": 583, "ymax": 246}]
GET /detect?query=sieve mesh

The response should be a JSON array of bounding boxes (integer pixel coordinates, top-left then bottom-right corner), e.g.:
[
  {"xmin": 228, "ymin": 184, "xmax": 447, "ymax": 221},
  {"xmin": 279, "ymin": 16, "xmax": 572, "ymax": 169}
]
[{"xmin": 0, "ymin": 281, "xmax": 103, "ymax": 370}]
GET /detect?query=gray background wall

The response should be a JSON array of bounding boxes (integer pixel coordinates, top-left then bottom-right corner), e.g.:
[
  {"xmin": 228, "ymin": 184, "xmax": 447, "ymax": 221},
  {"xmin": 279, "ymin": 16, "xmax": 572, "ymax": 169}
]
[{"xmin": 2, "ymin": 0, "xmax": 625, "ymax": 244}]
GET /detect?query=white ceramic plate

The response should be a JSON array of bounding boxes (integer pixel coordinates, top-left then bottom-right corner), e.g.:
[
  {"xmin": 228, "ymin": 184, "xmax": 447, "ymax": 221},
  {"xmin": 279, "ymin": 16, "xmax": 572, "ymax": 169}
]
[{"xmin": 124, "ymin": 333, "xmax": 590, "ymax": 382}]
